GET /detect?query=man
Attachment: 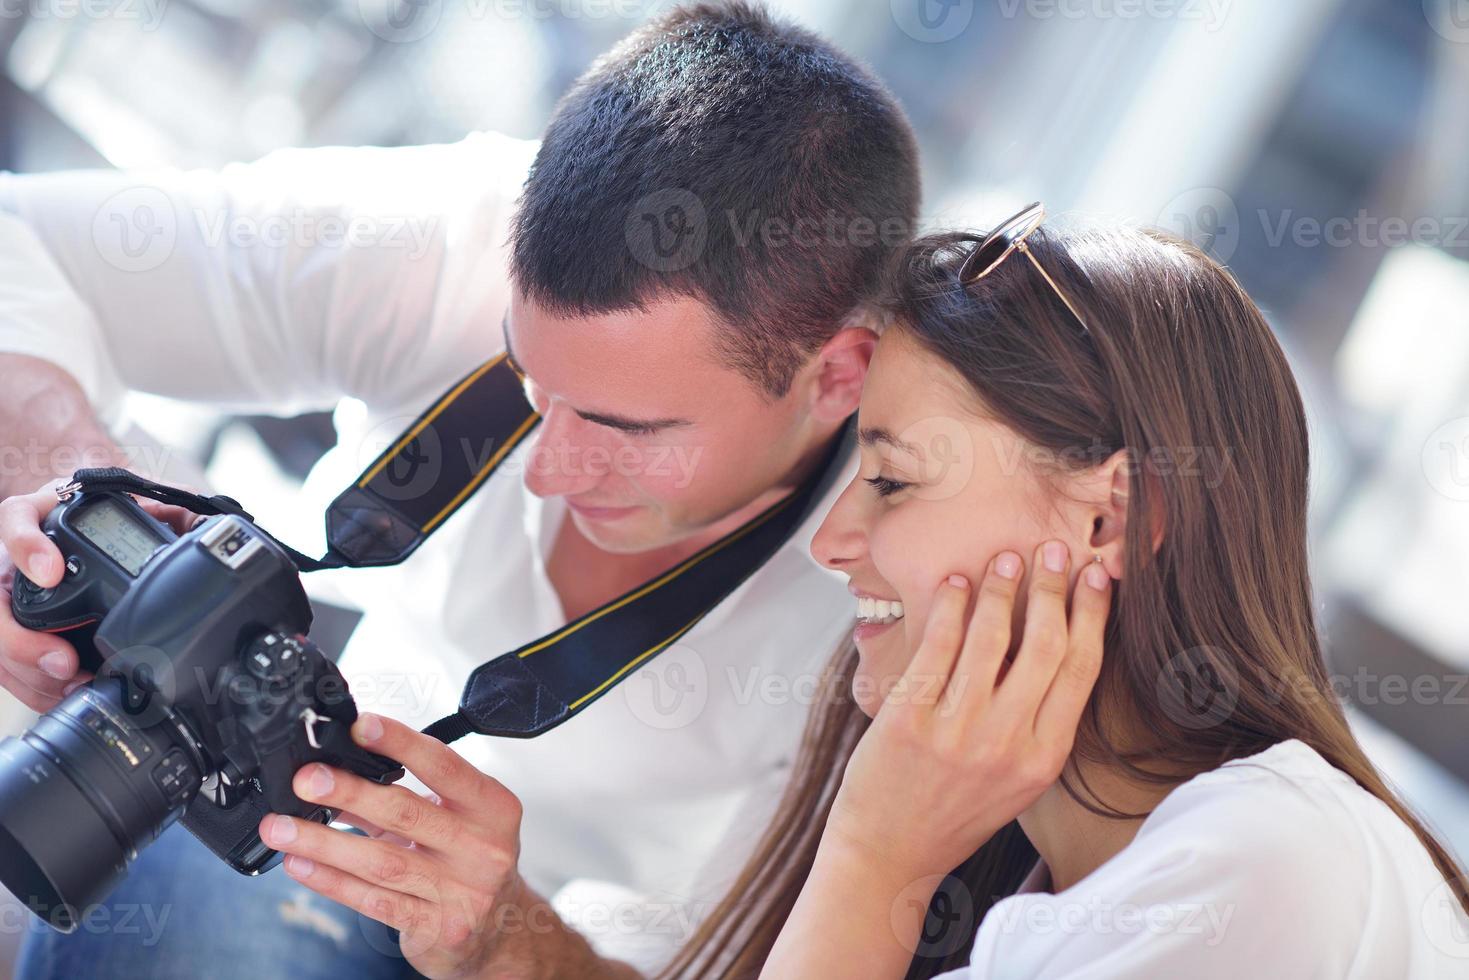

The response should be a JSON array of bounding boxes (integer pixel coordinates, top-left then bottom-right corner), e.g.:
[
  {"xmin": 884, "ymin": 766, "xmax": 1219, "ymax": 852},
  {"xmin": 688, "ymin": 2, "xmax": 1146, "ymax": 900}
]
[{"xmin": 0, "ymin": 2, "xmax": 919, "ymax": 976}]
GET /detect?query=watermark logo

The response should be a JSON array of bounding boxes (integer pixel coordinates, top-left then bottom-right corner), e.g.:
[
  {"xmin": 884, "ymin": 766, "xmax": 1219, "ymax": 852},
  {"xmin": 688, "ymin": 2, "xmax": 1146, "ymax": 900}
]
[
  {"xmin": 893, "ymin": 873, "xmax": 977, "ymax": 957},
  {"xmin": 1156, "ymin": 187, "xmax": 1240, "ymax": 263},
  {"xmin": 92, "ymin": 186, "xmax": 178, "ymax": 273},
  {"xmin": 891, "ymin": 0, "xmax": 974, "ymax": 43},
  {"xmin": 622, "ymin": 643, "xmax": 708, "ymax": 730},
  {"xmin": 0, "ymin": 0, "xmax": 169, "ymax": 31},
  {"xmin": 1425, "ymin": 0, "xmax": 1469, "ymax": 44},
  {"xmin": 898, "ymin": 415, "xmax": 976, "ymax": 502},
  {"xmin": 354, "ymin": 416, "xmax": 445, "ymax": 503},
  {"xmin": 357, "ymin": 0, "xmax": 443, "ymax": 43},
  {"xmin": 995, "ymin": 0, "xmax": 1231, "ymax": 31},
  {"xmin": 1156, "ymin": 645, "xmax": 1239, "ymax": 730},
  {"xmin": 625, "ymin": 188, "xmax": 707, "ymax": 273},
  {"xmin": 1421, "ymin": 417, "xmax": 1469, "ymax": 502},
  {"xmin": 1422, "ymin": 878, "xmax": 1469, "ymax": 959}
]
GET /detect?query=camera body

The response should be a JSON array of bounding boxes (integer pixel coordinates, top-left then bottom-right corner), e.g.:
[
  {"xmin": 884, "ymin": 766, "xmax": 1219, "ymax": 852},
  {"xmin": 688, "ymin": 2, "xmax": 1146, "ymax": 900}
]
[{"xmin": 0, "ymin": 489, "xmax": 403, "ymax": 931}]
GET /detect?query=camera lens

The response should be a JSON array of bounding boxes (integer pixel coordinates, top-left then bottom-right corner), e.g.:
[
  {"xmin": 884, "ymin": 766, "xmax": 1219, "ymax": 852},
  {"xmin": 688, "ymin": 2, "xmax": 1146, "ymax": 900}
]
[{"xmin": 0, "ymin": 676, "xmax": 204, "ymax": 931}]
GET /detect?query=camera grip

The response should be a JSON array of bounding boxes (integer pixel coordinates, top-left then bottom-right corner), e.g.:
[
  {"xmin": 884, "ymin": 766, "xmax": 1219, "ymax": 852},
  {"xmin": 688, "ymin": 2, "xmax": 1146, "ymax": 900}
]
[{"xmin": 180, "ymin": 791, "xmax": 333, "ymax": 876}]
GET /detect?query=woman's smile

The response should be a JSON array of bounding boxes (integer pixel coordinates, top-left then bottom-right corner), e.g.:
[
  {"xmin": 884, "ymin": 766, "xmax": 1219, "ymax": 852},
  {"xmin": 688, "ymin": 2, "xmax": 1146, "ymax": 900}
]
[{"xmin": 848, "ymin": 583, "xmax": 905, "ymax": 643}]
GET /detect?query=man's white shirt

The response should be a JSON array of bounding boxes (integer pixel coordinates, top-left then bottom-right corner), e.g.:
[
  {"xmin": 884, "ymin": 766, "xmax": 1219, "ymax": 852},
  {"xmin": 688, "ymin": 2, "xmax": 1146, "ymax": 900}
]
[{"xmin": 0, "ymin": 132, "xmax": 858, "ymax": 972}]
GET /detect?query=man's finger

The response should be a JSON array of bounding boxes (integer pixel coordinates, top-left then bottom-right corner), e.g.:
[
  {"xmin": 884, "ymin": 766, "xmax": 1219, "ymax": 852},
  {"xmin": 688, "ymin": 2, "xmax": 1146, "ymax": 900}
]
[
  {"xmin": 350, "ymin": 713, "xmax": 515, "ymax": 818},
  {"xmin": 135, "ymin": 499, "xmax": 203, "ymax": 536},
  {"xmin": 1034, "ymin": 558, "xmax": 1111, "ymax": 741},
  {"xmin": 278, "ymin": 850, "xmax": 437, "ymax": 942},
  {"xmin": 0, "ymin": 489, "xmax": 63, "ymax": 587},
  {"xmin": 0, "ymin": 661, "xmax": 62, "ymax": 713},
  {"xmin": 261, "ymin": 814, "xmax": 446, "ymax": 904},
  {"xmin": 292, "ymin": 765, "xmax": 463, "ymax": 852},
  {"xmin": 0, "ymin": 599, "xmax": 81, "ymax": 692}
]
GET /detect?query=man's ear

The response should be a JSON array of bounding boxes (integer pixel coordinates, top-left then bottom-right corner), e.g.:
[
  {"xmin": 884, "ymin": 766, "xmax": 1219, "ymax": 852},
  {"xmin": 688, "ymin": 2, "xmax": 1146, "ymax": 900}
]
[{"xmin": 804, "ymin": 324, "xmax": 879, "ymax": 423}]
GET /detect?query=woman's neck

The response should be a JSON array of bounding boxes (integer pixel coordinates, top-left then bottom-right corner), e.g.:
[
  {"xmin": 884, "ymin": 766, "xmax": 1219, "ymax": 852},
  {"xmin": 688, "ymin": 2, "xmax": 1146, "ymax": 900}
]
[{"xmin": 1017, "ymin": 760, "xmax": 1183, "ymax": 893}]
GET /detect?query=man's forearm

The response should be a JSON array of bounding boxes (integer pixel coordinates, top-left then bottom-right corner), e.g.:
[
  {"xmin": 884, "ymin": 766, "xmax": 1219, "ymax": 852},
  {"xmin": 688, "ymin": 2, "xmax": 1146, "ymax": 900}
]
[
  {"xmin": 0, "ymin": 354, "xmax": 124, "ymax": 499},
  {"xmin": 482, "ymin": 878, "xmax": 644, "ymax": 980}
]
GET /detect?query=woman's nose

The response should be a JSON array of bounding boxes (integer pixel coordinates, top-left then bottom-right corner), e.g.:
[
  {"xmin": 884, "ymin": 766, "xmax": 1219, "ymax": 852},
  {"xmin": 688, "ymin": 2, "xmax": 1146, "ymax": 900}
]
[{"xmin": 810, "ymin": 479, "xmax": 868, "ymax": 570}]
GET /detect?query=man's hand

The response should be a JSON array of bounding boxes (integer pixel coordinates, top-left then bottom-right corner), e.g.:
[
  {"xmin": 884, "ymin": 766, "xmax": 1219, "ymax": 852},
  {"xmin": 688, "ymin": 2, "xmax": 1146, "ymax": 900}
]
[
  {"xmin": 0, "ymin": 478, "xmax": 201, "ymax": 711},
  {"xmin": 0, "ymin": 353, "xmax": 199, "ymax": 710},
  {"xmin": 259, "ymin": 713, "xmax": 641, "ymax": 980},
  {"xmin": 0, "ymin": 479, "xmax": 88, "ymax": 709}
]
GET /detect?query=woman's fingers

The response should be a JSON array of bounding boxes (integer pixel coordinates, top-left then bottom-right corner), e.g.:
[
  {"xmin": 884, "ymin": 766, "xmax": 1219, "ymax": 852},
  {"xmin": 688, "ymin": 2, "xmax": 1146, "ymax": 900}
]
[
  {"xmin": 992, "ymin": 541, "xmax": 1073, "ymax": 720},
  {"xmin": 1034, "ymin": 557, "xmax": 1111, "ymax": 741},
  {"xmin": 899, "ymin": 574, "xmax": 972, "ymax": 701},
  {"xmin": 952, "ymin": 551, "xmax": 1023, "ymax": 702}
]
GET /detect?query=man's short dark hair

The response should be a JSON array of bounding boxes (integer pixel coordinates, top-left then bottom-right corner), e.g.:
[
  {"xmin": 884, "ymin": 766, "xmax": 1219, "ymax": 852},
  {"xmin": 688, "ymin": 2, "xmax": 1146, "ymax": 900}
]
[{"xmin": 509, "ymin": 1, "xmax": 921, "ymax": 398}]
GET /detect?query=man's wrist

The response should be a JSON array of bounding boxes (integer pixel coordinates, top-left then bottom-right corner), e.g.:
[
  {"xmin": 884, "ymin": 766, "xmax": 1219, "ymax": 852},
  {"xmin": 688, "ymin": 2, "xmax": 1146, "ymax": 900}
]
[
  {"xmin": 481, "ymin": 875, "xmax": 642, "ymax": 980},
  {"xmin": 0, "ymin": 354, "xmax": 125, "ymax": 498}
]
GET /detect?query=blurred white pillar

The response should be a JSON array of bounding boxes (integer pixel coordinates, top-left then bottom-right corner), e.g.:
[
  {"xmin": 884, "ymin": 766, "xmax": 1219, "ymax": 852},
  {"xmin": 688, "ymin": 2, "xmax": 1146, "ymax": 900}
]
[{"xmin": 1075, "ymin": 0, "xmax": 1349, "ymax": 218}]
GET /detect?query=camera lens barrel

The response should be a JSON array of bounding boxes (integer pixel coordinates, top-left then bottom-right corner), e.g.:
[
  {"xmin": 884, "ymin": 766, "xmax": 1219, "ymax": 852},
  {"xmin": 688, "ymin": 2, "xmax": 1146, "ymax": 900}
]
[{"xmin": 0, "ymin": 678, "xmax": 204, "ymax": 931}]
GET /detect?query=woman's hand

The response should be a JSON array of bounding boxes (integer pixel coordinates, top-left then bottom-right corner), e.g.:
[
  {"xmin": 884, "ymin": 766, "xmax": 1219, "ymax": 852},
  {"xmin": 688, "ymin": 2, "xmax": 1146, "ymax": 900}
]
[{"xmin": 828, "ymin": 538, "xmax": 1112, "ymax": 880}]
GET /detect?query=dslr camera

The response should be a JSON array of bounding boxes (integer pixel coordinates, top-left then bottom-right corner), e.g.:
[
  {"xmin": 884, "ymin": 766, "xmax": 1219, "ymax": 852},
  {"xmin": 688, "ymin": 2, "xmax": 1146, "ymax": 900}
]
[{"xmin": 0, "ymin": 485, "xmax": 403, "ymax": 931}]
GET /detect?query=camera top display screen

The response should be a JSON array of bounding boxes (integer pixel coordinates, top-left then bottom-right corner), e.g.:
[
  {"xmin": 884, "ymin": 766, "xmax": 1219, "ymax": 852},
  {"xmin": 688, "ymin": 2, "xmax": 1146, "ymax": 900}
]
[{"xmin": 72, "ymin": 498, "xmax": 166, "ymax": 577}]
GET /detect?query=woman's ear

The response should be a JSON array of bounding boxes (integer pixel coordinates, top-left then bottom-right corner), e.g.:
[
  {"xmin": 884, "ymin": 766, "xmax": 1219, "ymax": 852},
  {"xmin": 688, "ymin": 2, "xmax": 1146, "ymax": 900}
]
[{"xmin": 1080, "ymin": 448, "xmax": 1165, "ymax": 581}]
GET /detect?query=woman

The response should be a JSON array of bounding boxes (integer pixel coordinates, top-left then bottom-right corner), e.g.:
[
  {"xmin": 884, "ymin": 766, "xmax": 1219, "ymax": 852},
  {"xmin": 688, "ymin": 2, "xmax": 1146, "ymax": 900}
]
[{"xmin": 660, "ymin": 206, "xmax": 1469, "ymax": 978}]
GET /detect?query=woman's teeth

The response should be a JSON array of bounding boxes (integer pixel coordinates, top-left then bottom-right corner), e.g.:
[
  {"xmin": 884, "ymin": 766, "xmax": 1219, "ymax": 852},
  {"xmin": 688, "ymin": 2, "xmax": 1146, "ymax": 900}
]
[{"xmin": 856, "ymin": 596, "xmax": 905, "ymax": 625}]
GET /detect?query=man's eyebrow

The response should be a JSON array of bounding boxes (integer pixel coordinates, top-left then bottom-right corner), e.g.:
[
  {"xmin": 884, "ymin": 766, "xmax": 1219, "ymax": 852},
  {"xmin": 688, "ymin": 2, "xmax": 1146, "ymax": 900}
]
[
  {"xmin": 502, "ymin": 312, "xmax": 693, "ymax": 433},
  {"xmin": 858, "ymin": 426, "xmax": 921, "ymax": 456},
  {"xmin": 576, "ymin": 410, "xmax": 693, "ymax": 433}
]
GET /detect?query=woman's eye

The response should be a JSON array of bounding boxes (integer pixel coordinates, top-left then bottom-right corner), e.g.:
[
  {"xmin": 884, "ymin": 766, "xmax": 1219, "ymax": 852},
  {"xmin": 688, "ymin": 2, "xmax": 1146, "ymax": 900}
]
[{"xmin": 863, "ymin": 475, "xmax": 910, "ymax": 498}]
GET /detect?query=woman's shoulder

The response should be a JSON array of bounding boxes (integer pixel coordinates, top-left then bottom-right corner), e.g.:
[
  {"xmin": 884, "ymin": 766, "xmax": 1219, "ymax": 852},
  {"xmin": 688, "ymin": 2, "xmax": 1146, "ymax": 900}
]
[
  {"xmin": 1126, "ymin": 739, "xmax": 1439, "ymax": 896},
  {"xmin": 1138, "ymin": 739, "xmax": 1419, "ymax": 861},
  {"xmin": 963, "ymin": 740, "xmax": 1465, "ymax": 979}
]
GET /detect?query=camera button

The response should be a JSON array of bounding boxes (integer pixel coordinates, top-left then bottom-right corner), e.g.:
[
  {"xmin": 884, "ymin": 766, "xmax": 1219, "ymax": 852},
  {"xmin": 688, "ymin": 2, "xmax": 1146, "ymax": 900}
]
[
  {"xmin": 64, "ymin": 556, "xmax": 83, "ymax": 579},
  {"xmin": 151, "ymin": 749, "xmax": 195, "ymax": 807}
]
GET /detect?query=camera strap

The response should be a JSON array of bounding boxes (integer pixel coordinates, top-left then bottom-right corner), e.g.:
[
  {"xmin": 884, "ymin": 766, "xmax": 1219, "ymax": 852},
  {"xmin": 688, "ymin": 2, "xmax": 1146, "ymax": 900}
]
[{"xmin": 64, "ymin": 354, "xmax": 850, "ymax": 743}]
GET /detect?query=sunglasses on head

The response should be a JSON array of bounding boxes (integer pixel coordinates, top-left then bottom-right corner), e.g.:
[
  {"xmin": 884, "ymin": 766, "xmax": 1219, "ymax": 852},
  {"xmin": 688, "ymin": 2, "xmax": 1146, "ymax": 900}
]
[{"xmin": 957, "ymin": 202, "xmax": 1091, "ymax": 337}]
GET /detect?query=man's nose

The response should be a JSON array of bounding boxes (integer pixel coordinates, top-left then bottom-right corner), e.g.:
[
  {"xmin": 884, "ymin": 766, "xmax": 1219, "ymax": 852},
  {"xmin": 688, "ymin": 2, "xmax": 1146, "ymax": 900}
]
[
  {"xmin": 521, "ymin": 404, "xmax": 603, "ymax": 499},
  {"xmin": 810, "ymin": 479, "xmax": 868, "ymax": 571}
]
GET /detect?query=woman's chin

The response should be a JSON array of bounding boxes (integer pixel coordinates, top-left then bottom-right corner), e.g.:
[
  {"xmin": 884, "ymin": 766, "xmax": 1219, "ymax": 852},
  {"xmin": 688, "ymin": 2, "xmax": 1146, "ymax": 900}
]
[{"xmin": 851, "ymin": 625, "xmax": 909, "ymax": 717}]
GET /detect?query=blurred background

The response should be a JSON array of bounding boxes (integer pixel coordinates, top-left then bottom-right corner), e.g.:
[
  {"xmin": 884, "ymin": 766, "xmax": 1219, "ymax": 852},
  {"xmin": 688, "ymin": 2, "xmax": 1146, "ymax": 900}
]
[{"xmin": 2, "ymin": 0, "xmax": 1468, "ymax": 969}]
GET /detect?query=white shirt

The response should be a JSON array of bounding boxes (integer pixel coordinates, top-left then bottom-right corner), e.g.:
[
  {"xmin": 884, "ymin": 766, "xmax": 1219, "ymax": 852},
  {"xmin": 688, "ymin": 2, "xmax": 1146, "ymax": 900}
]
[
  {"xmin": 945, "ymin": 739, "xmax": 1469, "ymax": 979},
  {"xmin": 0, "ymin": 134, "xmax": 859, "ymax": 973}
]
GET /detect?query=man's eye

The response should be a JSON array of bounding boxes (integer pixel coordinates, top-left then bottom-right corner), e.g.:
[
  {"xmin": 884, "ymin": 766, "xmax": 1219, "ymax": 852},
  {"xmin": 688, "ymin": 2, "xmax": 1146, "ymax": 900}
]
[{"xmin": 863, "ymin": 476, "xmax": 909, "ymax": 498}]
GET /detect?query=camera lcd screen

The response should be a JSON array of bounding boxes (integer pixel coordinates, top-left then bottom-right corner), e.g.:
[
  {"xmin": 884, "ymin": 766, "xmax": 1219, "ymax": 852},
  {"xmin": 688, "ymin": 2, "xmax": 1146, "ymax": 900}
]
[{"xmin": 72, "ymin": 498, "xmax": 165, "ymax": 577}]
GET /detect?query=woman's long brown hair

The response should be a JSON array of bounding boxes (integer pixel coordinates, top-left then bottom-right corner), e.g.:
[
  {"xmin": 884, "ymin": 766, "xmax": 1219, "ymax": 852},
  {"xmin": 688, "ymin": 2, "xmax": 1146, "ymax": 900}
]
[{"xmin": 659, "ymin": 225, "xmax": 1469, "ymax": 978}]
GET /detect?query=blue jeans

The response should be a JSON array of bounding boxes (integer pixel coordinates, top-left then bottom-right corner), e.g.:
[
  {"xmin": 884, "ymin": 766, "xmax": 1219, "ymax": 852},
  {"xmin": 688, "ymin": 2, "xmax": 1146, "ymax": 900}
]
[{"xmin": 16, "ymin": 822, "xmax": 425, "ymax": 980}]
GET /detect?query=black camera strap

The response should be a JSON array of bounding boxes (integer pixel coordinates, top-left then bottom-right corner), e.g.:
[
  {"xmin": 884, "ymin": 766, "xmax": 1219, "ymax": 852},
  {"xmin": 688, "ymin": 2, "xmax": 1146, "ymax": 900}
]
[{"xmin": 66, "ymin": 354, "xmax": 850, "ymax": 743}]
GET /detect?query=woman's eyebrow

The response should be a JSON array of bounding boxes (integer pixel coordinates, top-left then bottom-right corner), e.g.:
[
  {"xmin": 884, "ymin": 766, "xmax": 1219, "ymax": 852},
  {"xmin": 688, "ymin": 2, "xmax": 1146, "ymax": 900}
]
[{"xmin": 858, "ymin": 426, "xmax": 921, "ymax": 456}]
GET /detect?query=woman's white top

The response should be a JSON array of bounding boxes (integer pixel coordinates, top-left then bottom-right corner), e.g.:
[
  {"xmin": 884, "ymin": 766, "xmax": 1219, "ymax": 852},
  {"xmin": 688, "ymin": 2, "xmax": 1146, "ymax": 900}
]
[{"xmin": 943, "ymin": 739, "xmax": 1469, "ymax": 979}]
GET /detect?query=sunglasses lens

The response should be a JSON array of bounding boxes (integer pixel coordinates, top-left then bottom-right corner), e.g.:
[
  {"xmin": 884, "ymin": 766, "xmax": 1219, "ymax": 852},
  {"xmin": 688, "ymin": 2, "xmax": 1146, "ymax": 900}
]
[
  {"xmin": 958, "ymin": 233, "xmax": 1010, "ymax": 283},
  {"xmin": 959, "ymin": 203, "xmax": 1046, "ymax": 283}
]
